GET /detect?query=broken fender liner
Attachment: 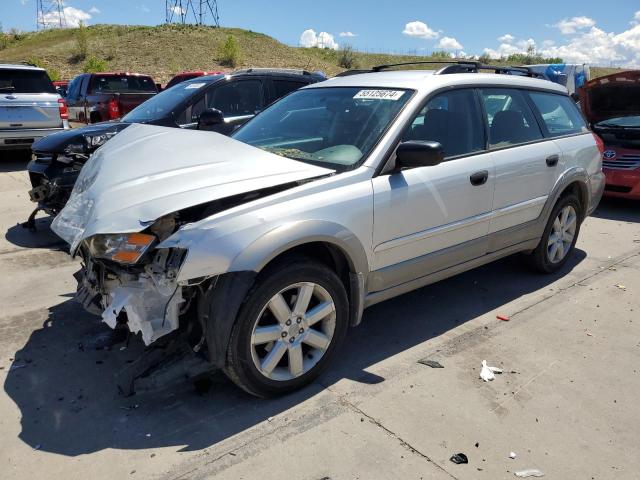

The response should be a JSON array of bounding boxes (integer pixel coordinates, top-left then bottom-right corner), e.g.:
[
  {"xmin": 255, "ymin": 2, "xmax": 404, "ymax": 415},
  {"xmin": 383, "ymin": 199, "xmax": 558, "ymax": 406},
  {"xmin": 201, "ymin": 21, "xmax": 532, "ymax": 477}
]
[{"xmin": 200, "ymin": 271, "xmax": 257, "ymax": 368}]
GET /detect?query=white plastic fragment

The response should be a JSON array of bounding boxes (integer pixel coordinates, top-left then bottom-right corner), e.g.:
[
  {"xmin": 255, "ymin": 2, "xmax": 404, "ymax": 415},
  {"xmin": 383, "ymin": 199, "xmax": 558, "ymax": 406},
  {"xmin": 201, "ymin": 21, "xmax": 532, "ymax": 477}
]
[
  {"xmin": 515, "ymin": 469, "xmax": 545, "ymax": 477},
  {"xmin": 509, "ymin": 451, "xmax": 517, "ymax": 459},
  {"xmin": 480, "ymin": 360, "xmax": 503, "ymax": 382}
]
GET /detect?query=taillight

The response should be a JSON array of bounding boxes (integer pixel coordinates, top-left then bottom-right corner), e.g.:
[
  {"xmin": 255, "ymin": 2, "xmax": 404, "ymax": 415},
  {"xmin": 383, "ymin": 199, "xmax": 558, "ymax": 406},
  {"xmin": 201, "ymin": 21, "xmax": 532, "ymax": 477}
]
[
  {"xmin": 592, "ymin": 133, "xmax": 605, "ymax": 156},
  {"xmin": 107, "ymin": 98, "xmax": 120, "ymax": 120},
  {"xmin": 57, "ymin": 98, "xmax": 68, "ymax": 120}
]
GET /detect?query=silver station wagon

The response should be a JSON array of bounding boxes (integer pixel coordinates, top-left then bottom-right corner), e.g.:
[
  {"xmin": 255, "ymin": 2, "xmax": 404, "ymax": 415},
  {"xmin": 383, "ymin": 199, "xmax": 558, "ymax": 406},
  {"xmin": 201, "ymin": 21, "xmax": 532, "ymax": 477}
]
[{"xmin": 53, "ymin": 61, "xmax": 605, "ymax": 397}]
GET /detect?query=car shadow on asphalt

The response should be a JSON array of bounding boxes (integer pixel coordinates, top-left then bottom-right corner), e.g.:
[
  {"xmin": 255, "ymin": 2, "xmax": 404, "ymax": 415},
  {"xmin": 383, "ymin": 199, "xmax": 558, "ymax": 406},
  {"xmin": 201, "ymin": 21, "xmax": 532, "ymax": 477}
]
[
  {"xmin": 5, "ymin": 217, "xmax": 69, "ymax": 250},
  {"xmin": 0, "ymin": 150, "xmax": 31, "ymax": 172},
  {"xmin": 3, "ymin": 250, "xmax": 586, "ymax": 456},
  {"xmin": 592, "ymin": 196, "xmax": 640, "ymax": 223}
]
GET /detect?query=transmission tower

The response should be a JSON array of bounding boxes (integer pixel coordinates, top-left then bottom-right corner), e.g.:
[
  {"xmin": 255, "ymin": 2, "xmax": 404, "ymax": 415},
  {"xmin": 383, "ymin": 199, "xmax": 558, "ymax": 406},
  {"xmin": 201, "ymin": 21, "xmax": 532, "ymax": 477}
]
[
  {"xmin": 166, "ymin": 1, "xmax": 220, "ymax": 27},
  {"xmin": 36, "ymin": 0, "xmax": 67, "ymax": 29}
]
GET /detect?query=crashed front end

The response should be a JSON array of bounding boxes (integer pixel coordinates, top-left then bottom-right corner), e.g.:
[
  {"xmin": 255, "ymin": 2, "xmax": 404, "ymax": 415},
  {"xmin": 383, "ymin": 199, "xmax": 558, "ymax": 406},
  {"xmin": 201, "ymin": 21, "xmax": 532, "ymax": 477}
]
[{"xmin": 75, "ymin": 237, "xmax": 189, "ymax": 346}]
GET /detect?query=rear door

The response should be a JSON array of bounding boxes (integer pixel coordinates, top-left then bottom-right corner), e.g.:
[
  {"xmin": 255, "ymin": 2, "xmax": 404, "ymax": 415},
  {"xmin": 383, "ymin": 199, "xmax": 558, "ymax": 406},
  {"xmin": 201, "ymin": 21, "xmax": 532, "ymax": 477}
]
[
  {"xmin": 0, "ymin": 68, "xmax": 61, "ymax": 130},
  {"xmin": 479, "ymin": 88, "xmax": 561, "ymax": 235},
  {"xmin": 371, "ymin": 88, "xmax": 494, "ymax": 283}
]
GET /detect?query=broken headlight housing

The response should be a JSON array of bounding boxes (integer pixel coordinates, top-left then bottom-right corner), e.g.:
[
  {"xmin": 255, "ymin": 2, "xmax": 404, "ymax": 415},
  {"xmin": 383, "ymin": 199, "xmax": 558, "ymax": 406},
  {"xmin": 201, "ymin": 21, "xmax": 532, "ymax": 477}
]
[
  {"xmin": 85, "ymin": 132, "xmax": 117, "ymax": 149},
  {"xmin": 86, "ymin": 233, "xmax": 156, "ymax": 264}
]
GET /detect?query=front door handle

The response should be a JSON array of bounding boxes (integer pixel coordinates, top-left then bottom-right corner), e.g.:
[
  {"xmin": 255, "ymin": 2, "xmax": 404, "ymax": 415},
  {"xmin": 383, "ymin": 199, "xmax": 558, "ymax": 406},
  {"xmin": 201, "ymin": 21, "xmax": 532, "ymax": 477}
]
[
  {"xmin": 546, "ymin": 154, "xmax": 559, "ymax": 167},
  {"xmin": 470, "ymin": 170, "xmax": 489, "ymax": 186}
]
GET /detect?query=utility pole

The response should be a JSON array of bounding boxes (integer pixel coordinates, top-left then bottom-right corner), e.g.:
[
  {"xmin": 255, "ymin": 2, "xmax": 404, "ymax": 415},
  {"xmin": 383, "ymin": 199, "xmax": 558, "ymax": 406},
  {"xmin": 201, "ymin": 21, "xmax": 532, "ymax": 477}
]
[
  {"xmin": 166, "ymin": 0, "xmax": 220, "ymax": 27},
  {"xmin": 37, "ymin": 0, "xmax": 67, "ymax": 29}
]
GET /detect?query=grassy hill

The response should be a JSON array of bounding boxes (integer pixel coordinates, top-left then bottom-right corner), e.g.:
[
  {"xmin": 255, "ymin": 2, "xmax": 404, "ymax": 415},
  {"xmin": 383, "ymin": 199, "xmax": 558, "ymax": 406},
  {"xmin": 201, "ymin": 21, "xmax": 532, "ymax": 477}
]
[{"xmin": 0, "ymin": 24, "xmax": 623, "ymax": 83}]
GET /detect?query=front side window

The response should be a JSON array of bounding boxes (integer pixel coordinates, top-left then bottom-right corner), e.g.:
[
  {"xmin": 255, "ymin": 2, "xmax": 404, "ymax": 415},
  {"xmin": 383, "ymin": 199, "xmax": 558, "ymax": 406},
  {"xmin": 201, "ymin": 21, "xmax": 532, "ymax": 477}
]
[
  {"xmin": 209, "ymin": 80, "xmax": 264, "ymax": 117},
  {"xmin": 480, "ymin": 88, "xmax": 543, "ymax": 148},
  {"xmin": 403, "ymin": 89, "xmax": 485, "ymax": 159},
  {"xmin": 233, "ymin": 87, "xmax": 412, "ymax": 171},
  {"xmin": 528, "ymin": 92, "xmax": 589, "ymax": 137}
]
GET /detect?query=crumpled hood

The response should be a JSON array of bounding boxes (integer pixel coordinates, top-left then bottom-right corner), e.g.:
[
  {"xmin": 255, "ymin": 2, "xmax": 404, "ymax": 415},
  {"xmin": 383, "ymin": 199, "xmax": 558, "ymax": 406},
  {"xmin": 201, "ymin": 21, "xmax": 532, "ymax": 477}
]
[
  {"xmin": 32, "ymin": 121, "xmax": 129, "ymax": 153},
  {"xmin": 52, "ymin": 124, "xmax": 334, "ymax": 252}
]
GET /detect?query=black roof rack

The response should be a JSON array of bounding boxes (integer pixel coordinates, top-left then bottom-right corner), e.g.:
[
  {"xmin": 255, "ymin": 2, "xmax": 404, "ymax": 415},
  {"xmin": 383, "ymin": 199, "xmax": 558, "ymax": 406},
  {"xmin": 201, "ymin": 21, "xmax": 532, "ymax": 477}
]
[{"xmin": 336, "ymin": 60, "xmax": 543, "ymax": 78}]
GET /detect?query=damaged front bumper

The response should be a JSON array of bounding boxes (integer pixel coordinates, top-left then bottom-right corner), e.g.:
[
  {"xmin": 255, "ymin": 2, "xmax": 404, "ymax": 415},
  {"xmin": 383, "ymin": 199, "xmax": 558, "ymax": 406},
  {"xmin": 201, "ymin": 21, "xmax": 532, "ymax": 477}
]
[{"xmin": 76, "ymin": 247, "xmax": 189, "ymax": 345}]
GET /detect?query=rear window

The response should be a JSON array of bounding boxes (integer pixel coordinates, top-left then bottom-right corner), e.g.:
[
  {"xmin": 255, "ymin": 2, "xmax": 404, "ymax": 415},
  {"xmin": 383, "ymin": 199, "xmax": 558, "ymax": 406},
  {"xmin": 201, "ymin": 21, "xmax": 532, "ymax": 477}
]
[
  {"xmin": 527, "ymin": 92, "xmax": 588, "ymax": 137},
  {"xmin": 0, "ymin": 69, "xmax": 56, "ymax": 94},
  {"xmin": 89, "ymin": 75, "xmax": 157, "ymax": 94}
]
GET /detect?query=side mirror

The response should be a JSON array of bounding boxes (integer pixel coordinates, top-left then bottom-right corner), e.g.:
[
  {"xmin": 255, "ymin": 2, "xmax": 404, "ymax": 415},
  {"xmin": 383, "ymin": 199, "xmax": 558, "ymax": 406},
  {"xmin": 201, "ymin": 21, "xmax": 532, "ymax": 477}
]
[
  {"xmin": 395, "ymin": 141, "xmax": 444, "ymax": 170},
  {"xmin": 198, "ymin": 108, "xmax": 224, "ymax": 130}
]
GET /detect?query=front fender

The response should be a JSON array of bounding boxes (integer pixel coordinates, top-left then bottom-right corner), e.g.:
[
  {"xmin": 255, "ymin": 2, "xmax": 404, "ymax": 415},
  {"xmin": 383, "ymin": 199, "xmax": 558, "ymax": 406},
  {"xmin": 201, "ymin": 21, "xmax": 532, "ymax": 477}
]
[{"xmin": 229, "ymin": 219, "xmax": 369, "ymax": 275}]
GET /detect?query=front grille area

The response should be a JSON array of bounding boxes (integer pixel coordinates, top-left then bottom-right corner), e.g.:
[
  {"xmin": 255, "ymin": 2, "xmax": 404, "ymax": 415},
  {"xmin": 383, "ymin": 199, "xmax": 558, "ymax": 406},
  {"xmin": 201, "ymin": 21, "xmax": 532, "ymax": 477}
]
[
  {"xmin": 604, "ymin": 184, "xmax": 633, "ymax": 193},
  {"xmin": 603, "ymin": 154, "xmax": 640, "ymax": 170}
]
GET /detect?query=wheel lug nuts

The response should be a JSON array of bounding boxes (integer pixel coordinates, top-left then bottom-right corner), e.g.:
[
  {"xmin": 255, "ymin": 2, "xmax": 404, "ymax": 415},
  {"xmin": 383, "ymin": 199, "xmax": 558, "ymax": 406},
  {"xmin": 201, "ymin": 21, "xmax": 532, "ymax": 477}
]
[
  {"xmin": 281, "ymin": 332, "xmax": 287, "ymax": 338},
  {"xmin": 299, "ymin": 328, "xmax": 304, "ymax": 334},
  {"xmin": 285, "ymin": 319, "xmax": 292, "ymax": 326},
  {"xmin": 296, "ymin": 318, "xmax": 302, "ymax": 324},
  {"xmin": 289, "ymin": 337, "xmax": 295, "ymax": 343}
]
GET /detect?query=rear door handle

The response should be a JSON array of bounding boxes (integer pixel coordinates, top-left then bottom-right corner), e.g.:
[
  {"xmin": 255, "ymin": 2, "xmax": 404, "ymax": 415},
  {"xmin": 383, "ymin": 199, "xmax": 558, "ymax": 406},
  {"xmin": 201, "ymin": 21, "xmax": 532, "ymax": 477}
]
[
  {"xmin": 470, "ymin": 170, "xmax": 489, "ymax": 186},
  {"xmin": 546, "ymin": 154, "xmax": 559, "ymax": 167}
]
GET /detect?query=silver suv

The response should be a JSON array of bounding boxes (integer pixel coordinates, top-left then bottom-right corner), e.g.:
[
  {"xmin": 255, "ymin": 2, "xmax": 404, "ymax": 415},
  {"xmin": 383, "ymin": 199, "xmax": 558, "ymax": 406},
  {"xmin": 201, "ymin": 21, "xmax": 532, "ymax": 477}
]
[
  {"xmin": 53, "ymin": 62, "xmax": 605, "ymax": 397},
  {"xmin": 0, "ymin": 64, "xmax": 69, "ymax": 150}
]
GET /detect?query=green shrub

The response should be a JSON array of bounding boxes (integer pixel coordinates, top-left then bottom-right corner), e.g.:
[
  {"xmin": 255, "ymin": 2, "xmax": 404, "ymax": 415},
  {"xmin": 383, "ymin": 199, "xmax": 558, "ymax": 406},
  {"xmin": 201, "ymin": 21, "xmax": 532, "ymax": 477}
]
[
  {"xmin": 75, "ymin": 21, "xmax": 89, "ymax": 61},
  {"xmin": 338, "ymin": 45, "xmax": 358, "ymax": 69},
  {"xmin": 431, "ymin": 50, "xmax": 452, "ymax": 59},
  {"xmin": 219, "ymin": 35, "xmax": 240, "ymax": 67},
  {"xmin": 83, "ymin": 55, "xmax": 108, "ymax": 73}
]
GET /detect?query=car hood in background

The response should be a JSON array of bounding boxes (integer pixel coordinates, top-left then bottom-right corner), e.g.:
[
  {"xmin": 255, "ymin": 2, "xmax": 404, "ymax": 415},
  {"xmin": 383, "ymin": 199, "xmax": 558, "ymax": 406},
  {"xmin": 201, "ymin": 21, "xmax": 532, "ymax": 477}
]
[
  {"xmin": 51, "ymin": 124, "xmax": 334, "ymax": 252},
  {"xmin": 580, "ymin": 70, "xmax": 640, "ymax": 124},
  {"xmin": 32, "ymin": 121, "xmax": 130, "ymax": 153}
]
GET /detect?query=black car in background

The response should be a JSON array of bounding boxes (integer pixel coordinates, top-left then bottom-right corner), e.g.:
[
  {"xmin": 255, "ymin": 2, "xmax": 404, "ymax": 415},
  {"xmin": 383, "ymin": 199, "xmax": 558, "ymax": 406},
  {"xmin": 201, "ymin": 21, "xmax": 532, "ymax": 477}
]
[{"xmin": 25, "ymin": 69, "xmax": 325, "ymax": 228}]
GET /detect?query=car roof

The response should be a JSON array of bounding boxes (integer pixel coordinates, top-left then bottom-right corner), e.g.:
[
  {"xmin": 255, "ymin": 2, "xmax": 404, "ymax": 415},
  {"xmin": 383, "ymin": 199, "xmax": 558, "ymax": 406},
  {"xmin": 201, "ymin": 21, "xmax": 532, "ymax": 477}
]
[
  {"xmin": 0, "ymin": 63, "xmax": 46, "ymax": 71},
  {"xmin": 309, "ymin": 70, "xmax": 568, "ymax": 94}
]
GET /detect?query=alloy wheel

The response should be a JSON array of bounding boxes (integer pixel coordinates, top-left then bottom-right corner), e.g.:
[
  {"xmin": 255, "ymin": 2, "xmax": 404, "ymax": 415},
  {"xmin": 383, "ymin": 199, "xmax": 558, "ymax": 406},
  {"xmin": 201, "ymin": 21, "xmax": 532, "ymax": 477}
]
[
  {"xmin": 547, "ymin": 205, "xmax": 577, "ymax": 264},
  {"xmin": 250, "ymin": 282, "xmax": 336, "ymax": 381}
]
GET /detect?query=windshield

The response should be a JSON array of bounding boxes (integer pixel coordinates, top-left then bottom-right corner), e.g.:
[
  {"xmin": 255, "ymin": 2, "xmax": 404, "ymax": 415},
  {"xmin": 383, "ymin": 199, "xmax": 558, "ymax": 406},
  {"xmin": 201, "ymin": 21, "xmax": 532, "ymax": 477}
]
[
  {"xmin": 122, "ymin": 79, "xmax": 215, "ymax": 123},
  {"xmin": 232, "ymin": 87, "xmax": 412, "ymax": 170},
  {"xmin": 89, "ymin": 75, "xmax": 157, "ymax": 94},
  {"xmin": 0, "ymin": 69, "xmax": 56, "ymax": 94},
  {"xmin": 596, "ymin": 116, "xmax": 640, "ymax": 128}
]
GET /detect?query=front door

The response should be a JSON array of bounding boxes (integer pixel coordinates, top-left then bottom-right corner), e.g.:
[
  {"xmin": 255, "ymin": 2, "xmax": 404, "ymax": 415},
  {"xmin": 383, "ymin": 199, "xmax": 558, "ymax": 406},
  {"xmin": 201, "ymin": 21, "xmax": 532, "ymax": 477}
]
[{"xmin": 371, "ymin": 88, "xmax": 494, "ymax": 289}]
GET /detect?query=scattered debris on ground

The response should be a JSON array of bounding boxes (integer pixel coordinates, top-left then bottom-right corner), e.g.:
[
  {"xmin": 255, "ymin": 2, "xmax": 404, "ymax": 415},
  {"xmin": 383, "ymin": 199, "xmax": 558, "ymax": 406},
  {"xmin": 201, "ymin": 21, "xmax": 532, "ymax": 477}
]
[
  {"xmin": 514, "ymin": 468, "xmax": 545, "ymax": 477},
  {"xmin": 418, "ymin": 359, "xmax": 444, "ymax": 368},
  {"xmin": 480, "ymin": 360, "xmax": 503, "ymax": 381},
  {"xmin": 497, "ymin": 314, "xmax": 510, "ymax": 321},
  {"xmin": 449, "ymin": 453, "xmax": 468, "ymax": 464},
  {"xmin": 509, "ymin": 451, "xmax": 517, "ymax": 459}
]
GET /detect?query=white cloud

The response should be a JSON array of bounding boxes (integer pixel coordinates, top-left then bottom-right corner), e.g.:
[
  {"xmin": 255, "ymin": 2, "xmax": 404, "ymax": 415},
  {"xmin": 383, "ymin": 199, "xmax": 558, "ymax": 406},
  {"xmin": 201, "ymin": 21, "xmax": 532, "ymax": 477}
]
[
  {"xmin": 20, "ymin": 0, "xmax": 29, "ymax": 5},
  {"xmin": 38, "ymin": 3, "xmax": 92, "ymax": 28},
  {"xmin": 170, "ymin": 5, "xmax": 185, "ymax": 15},
  {"xmin": 89, "ymin": 6, "xmax": 100, "ymax": 14},
  {"xmin": 339, "ymin": 31, "xmax": 356, "ymax": 37},
  {"xmin": 402, "ymin": 21, "xmax": 439, "ymax": 40},
  {"xmin": 555, "ymin": 16, "xmax": 596, "ymax": 35},
  {"xmin": 498, "ymin": 34, "xmax": 515, "ymax": 43},
  {"xmin": 436, "ymin": 36, "xmax": 463, "ymax": 50},
  {"xmin": 299, "ymin": 29, "xmax": 339, "ymax": 50},
  {"xmin": 138, "ymin": 5, "xmax": 151, "ymax": 13}
]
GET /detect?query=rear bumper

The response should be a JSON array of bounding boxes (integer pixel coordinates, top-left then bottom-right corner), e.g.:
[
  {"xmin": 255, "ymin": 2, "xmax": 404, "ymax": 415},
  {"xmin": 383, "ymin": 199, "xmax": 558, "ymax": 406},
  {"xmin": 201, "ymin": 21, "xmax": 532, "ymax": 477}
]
[
  {"xmin": 603, "ymin": 167, "xmax": 640, "ymax": 200},
  {"xmin": 586, "ymin": 171, "xmax": 606, "ymax": 216},
  {"xmin": 0, "ymin": 126, "xmax": 68, "ymax": 150}
]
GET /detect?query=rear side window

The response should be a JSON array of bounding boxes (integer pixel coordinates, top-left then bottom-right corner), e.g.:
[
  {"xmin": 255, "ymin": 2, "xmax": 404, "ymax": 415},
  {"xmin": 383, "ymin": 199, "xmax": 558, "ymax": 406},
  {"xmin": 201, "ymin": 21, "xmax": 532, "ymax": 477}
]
[
  {"xmin": 480, "ymin": 88, "xmax": 544, "ymax": 148},
  {"xmin": 0, "ymin": 69, "xmax": 55, "ymax": 94},
  {"xmin": 89, "ymin": 75, "xmax": 157, "ymax": 93},
  {"xmin": 273, "ymin": 80, "xmax": 307, "ymax": 100},
  {"xmin": 527, "ymin": 92, "xmax": 588, "ymax": 137},
  {"xmin": 208, "ymin": 80, "xmax": 264, "ymax": 117},
  {"xmin": 403, "ymin": 88, "xmax": 485, "ymax": 159}
]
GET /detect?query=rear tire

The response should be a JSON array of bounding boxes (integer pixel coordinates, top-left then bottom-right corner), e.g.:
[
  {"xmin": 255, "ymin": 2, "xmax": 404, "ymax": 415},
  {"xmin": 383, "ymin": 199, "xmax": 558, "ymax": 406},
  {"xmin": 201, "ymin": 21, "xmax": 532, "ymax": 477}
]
[
  {"xmin": 526, "ymin": 194, "xmax": 581, "ymax": 273},
  {"xmin": 224, "ymin": 259, "xmax": 349, "ymax": 397}
]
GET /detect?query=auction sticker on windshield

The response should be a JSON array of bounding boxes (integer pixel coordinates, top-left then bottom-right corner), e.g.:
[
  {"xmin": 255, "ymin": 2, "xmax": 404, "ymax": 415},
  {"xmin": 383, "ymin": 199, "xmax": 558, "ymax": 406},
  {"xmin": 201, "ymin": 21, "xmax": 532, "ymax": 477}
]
[
  {"xmin": 185, "ymin": 83, "xmax": 206, "ymax": 89},
  {"xmin": 353, "ymin": 90, "xmax": 405, "ymax": 100}
]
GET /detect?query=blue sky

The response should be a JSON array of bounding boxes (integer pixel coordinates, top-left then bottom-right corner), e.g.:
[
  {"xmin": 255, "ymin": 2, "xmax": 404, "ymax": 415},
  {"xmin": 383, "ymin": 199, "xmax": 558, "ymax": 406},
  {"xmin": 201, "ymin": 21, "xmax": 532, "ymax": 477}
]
[{"xmin": 3, "ymin": 0, "xmax": 640, "ymax": 66}]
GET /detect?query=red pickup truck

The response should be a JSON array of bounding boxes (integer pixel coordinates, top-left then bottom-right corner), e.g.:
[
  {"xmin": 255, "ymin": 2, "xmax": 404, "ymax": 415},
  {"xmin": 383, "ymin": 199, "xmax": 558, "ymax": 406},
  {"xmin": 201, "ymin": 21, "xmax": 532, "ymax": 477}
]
[{"xmin": 64, "ymin": 72, "xmax": 157, "ymax": 126}]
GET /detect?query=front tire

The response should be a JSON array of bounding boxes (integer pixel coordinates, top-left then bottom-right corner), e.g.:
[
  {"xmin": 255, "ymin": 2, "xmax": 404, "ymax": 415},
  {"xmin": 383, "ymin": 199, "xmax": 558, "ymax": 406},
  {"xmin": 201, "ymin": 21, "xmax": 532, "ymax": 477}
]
[
  {"xmin": 224, "ymin": 259, "xmax": 349, "ymax": 397},
  {"xmin": 527, "ymin": 194, "xmax": 581, "ymax": 273}
]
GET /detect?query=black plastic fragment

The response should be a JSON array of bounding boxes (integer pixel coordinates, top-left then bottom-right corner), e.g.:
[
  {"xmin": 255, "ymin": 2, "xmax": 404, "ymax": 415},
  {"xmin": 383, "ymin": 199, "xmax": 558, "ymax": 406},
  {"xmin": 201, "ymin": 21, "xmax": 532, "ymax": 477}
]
[
  {"xmin": 418, "ymin": 359, "xmax": 444, "ymax": 368},
  {"xmin": 450, "ymin": 453, "xmax": 468, "ymax": 464}
]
